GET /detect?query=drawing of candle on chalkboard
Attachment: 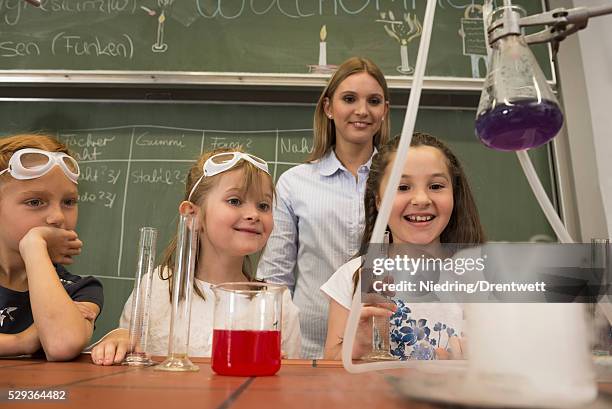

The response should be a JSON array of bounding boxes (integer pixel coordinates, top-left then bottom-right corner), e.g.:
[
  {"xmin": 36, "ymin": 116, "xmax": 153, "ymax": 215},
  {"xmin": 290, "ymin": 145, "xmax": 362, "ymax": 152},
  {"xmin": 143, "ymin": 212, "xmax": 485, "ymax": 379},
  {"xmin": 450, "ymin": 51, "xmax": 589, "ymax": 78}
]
[
  {"xmin": 308, "ymin": 25, "xmax": 337, "ymax": 74},
  {"xmin": 318, "ymin": 25, "xmax": 327, "ymax": 66},
  {"xmin": 377, "ymin": 12, "xmax": 422, "ymax": 75},
  {"xmin": 151, "ymin": 0, "xmax": 174, "ymax": 53},
  {"xmin": 458, "ymin": 5, "xmax": 487, "ymax": 78}
]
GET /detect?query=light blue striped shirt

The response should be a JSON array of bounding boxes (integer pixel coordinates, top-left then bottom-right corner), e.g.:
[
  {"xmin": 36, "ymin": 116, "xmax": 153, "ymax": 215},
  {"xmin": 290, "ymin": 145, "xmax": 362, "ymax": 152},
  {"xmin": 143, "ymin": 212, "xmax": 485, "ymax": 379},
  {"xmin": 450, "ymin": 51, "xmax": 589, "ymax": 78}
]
[{"xmin": 257, "ymin": 149, "xmax": 374, "ymax": 358}]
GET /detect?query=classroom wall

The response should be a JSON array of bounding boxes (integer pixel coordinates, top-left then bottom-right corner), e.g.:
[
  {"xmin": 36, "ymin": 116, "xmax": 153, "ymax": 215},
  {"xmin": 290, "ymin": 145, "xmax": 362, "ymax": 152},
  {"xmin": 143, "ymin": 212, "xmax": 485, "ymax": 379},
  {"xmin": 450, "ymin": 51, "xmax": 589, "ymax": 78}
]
[
  {"xmin": 551, "ymin": 0, "xmax": 611, "ymax": 241},
  {"xmin": 575, "ymin": 0, "xmax": 612, "ymax": 239}
]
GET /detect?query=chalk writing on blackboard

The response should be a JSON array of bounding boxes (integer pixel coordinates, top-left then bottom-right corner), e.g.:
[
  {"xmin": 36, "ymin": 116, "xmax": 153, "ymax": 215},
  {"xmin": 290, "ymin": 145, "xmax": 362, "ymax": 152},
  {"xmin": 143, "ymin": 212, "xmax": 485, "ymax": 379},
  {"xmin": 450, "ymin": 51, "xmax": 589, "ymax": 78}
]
[
  {"xmin": 458, "ymin": 4, "xmax": 487, "ymax": 78},
  {"xmin": 79, "ymin": 190, "xmax": 117, "ymax": 208},
  {"xmin": 1, "ymin": 0, "xmax": 138, "ymax": 26},
  {"xmin": 280, "ymin": 137, "xmax": 312, "ymax": 154},
  {"xmin": 51, "ymin": 32, "xmax": 134, "ymax": 59},
  {"xmin": 194, "ymin": 0, "xmax": 476, "ymax": 20},
  {"xmin": 0, "ymin": 40, "xmax": 40, "ymax": 57},
  {"xmin": 130, "ymin": 167, "xmax": 185, "ymax": 185}
]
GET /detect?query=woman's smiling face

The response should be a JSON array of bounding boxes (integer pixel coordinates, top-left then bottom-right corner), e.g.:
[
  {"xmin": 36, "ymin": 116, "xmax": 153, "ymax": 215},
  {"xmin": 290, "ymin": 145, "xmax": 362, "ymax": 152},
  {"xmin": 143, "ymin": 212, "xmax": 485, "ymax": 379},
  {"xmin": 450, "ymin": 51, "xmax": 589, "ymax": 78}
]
[{"xmin": 324, "ymin": 71, "xmax": 388, "ymax": 149}]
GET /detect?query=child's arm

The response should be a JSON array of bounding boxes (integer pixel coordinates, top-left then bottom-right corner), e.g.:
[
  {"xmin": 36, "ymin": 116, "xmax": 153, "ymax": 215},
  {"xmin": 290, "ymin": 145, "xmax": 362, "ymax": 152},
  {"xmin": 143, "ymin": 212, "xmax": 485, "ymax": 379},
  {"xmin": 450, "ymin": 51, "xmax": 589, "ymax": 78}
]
[
  {"xmin": 20, "ymin": 226, "xmax": 99, "ymax": 361},
  {"xmin": 0, "ymin": 301, "xmax": 96, "ymax": 356},
  {"xmin": 0, "ymin": 325, "xmax": 41, "ymax": 356},
  {"xmin": 324, "ymin": 299, "xmax": 350, "ymax": 360}
]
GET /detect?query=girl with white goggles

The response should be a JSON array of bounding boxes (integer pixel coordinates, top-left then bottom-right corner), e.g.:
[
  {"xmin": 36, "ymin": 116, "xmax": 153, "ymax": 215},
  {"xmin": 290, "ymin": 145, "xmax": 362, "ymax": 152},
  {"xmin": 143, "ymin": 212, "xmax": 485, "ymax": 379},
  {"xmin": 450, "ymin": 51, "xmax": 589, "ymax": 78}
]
[
  {"xmin": 0, "ymin": 148, "xmax": 80, "ymax": 185},
  {"xmin": 187, "ymin": 152, "xmax": 269, "ymax": 201}
]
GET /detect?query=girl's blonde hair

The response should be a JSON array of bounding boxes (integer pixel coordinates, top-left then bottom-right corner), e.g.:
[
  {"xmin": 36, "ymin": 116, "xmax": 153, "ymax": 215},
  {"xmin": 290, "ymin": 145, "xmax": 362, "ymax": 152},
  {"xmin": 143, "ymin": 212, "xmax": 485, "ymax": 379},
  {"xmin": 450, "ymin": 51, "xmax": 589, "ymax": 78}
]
[
  {"xmin": 308, "ymin": 57, "xmax": 390, "ymax": 162},
  {"xmin": 159, "ymin": 147, "xmax": 274, "ymax": 300},
  {"xmin": 0, "ymin": 134, "xmax": 72, "ymax": 184}
]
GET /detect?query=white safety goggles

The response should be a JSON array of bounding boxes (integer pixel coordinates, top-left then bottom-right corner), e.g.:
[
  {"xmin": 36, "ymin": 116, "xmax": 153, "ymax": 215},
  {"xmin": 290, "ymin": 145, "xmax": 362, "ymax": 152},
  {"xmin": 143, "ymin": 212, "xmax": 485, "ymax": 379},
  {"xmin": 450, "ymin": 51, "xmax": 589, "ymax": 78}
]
[
  {"xmin": 188, "ymin": 152, "xmax": 269, "ymax": 202},
  {"xmin": 0, "ymin": 148, "xmax": 80, "ymax": 184}
]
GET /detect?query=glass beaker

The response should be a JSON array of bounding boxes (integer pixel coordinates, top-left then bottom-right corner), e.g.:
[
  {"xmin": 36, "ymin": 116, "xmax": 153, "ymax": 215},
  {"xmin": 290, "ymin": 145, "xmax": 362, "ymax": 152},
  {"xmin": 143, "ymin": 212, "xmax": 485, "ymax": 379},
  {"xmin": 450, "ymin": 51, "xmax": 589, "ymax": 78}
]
[
  {"xmin": 475, "ymin": 5, "xmax": 563, "ymax": 151},
  {"xmin": 211, "ymin": 282, "xmax": 284, "ymax": 376}
]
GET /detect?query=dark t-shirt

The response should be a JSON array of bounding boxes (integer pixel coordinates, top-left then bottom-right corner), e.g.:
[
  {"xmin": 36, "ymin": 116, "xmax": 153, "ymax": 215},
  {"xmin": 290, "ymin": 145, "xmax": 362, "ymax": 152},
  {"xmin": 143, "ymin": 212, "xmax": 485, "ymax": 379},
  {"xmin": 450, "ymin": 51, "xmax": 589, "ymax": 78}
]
[{"xmin": 0, "ymin": 265, "xmax": 104, "ymax": 335}]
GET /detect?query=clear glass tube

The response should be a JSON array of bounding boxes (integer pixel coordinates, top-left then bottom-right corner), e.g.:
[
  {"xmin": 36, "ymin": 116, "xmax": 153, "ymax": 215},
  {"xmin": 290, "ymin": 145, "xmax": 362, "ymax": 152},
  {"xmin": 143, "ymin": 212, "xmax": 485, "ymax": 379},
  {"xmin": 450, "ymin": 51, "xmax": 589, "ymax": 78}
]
[
  {"xmin": 123, "ymin": 227, "xmax": 158, "ymax": 366},
  {"xmin": 591, "ymin": 238, "xmax": 611, "ymax": 356},
  {"xmin": 156, "ymin": 213, "xmax": 199, "ymax": 372},
  {"xmin": 362, "ymin": 232, "xmax": 397, "ymax": 361}
]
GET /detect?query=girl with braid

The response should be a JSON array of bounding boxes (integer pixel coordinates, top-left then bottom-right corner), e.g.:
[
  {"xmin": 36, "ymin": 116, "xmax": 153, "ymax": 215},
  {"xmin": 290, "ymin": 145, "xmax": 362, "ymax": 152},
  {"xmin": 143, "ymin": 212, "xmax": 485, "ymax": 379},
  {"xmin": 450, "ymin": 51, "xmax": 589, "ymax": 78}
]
[{"xmin": 321, "ymin": 133, "xmax": 485, "ymax": 360}]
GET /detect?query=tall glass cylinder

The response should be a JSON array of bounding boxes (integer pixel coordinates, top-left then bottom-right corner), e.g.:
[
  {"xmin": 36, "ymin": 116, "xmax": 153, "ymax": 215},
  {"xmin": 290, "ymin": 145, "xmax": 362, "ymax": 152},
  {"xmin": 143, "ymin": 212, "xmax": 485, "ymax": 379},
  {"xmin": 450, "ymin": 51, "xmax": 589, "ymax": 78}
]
[
  {"xmin": 123, "ymin": 227, "xmax": 158, "ymax": 366},
  {"xmin": 156, "ymin": 213, "xmax": 199, "ymax": 371},
  {"xmin": 591, "ymin": 238, "xmax": 611, "ymax": 356}
]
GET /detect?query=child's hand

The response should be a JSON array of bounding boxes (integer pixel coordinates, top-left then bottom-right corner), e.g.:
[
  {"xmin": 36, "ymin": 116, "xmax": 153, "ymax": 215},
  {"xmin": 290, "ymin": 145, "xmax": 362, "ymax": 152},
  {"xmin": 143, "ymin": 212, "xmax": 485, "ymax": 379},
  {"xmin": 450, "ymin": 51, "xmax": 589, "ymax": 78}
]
[
  {"xmin": 19, "ymin": 226, "xmax": 82, "ymax": 265},
  {"xmin": 353, "ymin": 303, "xmax": 397, "ymax": 359},
  {"xmin": 435, "ymin": 336, "xmax": 466, "ymax": 360},
  {"xmin": 74, "ymin": 302, "xmax": 97, "ymax": 322},
  {"xmin": 90, "ymin": 329, "xmax": 130, "ymax": 366}
]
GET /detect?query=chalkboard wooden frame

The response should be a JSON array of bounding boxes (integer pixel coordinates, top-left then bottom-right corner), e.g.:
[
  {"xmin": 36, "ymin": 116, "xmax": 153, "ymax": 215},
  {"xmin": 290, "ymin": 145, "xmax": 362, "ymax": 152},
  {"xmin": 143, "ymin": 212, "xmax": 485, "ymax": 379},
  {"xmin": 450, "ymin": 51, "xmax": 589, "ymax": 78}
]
[
  {"xmin": 0, "ymin": 72, "xmax": 562, "ymax": 94},
  {"xmin": 0, "ymin": 71, "xmax": 493, "ymax": 90}
]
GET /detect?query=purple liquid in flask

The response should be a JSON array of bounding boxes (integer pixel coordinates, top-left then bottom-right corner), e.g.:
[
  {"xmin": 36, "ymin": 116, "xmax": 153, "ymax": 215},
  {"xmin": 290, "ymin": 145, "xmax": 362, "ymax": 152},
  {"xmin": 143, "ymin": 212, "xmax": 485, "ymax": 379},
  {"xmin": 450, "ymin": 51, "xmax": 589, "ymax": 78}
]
[{"xmin": 475, "ymin": 99, "xmax": 563, "ymax": 151}]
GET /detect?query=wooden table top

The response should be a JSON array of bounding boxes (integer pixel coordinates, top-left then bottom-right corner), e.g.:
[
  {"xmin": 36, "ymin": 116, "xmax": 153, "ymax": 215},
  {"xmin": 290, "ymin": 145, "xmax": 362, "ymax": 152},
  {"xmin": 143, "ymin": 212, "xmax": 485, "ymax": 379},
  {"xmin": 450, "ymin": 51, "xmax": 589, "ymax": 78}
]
[
  {"xmin": 1, "ymin": 355, "xmax": 611, "ymax": 409},
  {"xmin": 0, "ymin": 355, "xmax": 439, "ymax": 409}
]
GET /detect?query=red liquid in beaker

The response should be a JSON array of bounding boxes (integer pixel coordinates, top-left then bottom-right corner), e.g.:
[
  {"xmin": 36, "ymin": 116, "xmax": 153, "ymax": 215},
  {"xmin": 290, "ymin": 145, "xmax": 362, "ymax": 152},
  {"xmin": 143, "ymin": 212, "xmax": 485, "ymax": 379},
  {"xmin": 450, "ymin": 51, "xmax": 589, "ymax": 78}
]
[{"xmin": 211, "ymin": 329, "xmax": 281, "ymax": 376}]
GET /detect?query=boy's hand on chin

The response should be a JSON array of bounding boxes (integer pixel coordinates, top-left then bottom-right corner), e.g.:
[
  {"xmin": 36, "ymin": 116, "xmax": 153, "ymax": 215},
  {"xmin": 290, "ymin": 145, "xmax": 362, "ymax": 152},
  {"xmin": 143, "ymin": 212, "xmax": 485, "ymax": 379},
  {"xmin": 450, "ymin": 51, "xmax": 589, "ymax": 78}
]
[{"xmin": 19, "ymin": 226, "xmax": 82, "ymax": 265}]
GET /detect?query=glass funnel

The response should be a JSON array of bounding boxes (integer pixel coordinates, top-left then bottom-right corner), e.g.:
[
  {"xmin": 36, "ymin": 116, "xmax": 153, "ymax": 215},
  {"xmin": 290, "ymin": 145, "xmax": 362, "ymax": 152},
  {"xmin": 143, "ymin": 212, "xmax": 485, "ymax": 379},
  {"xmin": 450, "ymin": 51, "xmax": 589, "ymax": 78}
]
[
  {"xmin": 476, "ymin": 6, "xmax": 563, "ymax": 151},
  {"xmin": 211, "ymin": 282, "xmax": 284, "ymax": 376}
]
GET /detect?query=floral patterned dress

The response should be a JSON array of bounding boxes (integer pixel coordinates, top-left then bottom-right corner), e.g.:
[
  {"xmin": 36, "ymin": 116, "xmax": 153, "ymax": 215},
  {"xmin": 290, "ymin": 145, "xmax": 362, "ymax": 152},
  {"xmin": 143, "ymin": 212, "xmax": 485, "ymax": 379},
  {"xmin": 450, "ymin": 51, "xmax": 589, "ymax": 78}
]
[
  {"xmin": 321, "ymin": 257, "xmax": 463, "ymax": 360},
  {"xmin": 389, "ymin": 299, "xmax": 459, "ymax": 360}
]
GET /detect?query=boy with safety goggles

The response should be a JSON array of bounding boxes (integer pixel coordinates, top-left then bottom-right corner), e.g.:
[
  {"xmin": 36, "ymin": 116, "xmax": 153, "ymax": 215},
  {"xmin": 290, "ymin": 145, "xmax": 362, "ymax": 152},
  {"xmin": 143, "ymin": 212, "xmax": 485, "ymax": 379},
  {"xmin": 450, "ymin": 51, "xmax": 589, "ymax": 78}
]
[{"xmin": 0, "ymin": 134, "xmax": 103, "ymax": 361}]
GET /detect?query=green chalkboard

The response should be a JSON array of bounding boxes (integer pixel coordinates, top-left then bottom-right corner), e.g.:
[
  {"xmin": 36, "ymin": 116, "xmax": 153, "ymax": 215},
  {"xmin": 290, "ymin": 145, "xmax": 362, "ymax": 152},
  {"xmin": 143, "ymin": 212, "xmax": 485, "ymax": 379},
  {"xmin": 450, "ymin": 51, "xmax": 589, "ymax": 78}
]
[
  {"xmin": 0, "ymin": 0, "xmax": 552, "ymax": 79},
  {"xmin": 0, "ymin": 99, "xmax": 555, "ymax": 342}
]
